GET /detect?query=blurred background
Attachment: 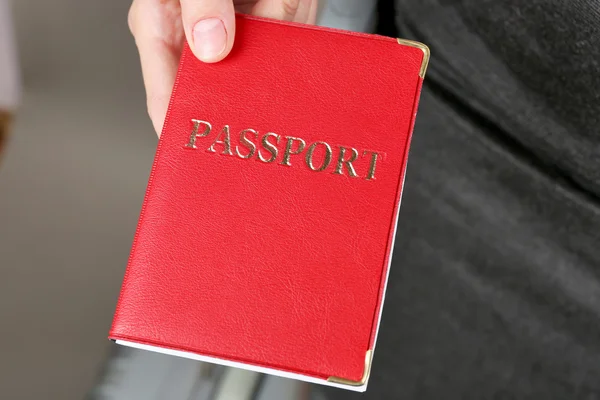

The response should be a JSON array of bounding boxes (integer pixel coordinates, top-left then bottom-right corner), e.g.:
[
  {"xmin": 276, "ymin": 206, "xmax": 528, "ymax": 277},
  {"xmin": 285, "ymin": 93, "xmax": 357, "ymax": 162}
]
[
  {"xmin": 0, "ymin": 0, "xmax": 155, "ymax": 398},
  {"xmin": 0, "ymin": 1, "xmax": 384, "ymax": 399}
]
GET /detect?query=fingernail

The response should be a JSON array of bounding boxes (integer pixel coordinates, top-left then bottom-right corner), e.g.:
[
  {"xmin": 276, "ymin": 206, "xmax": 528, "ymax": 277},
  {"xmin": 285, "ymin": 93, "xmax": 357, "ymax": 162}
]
[{"xmin": 193, "ymin": 18, "xmax": 227, "ymax": 61}]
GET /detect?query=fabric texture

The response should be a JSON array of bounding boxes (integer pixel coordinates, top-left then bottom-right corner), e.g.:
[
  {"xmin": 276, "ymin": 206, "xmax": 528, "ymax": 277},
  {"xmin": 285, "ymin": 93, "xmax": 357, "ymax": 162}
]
[{"xmin": 323, "ymin": 1, "xmax": 600, "ymax": 398}]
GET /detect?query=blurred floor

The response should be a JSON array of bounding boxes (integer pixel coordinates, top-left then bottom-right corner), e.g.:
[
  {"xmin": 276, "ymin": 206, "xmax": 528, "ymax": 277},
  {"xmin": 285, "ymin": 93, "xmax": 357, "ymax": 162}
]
[{"xmin": 0, "ymin": 0, "xmax": 154, "ymax": 399}]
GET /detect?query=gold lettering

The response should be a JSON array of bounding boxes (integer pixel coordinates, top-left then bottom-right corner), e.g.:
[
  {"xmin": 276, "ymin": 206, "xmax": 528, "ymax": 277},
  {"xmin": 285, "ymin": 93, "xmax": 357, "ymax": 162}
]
[
  {"xmin": 257, "ymin": 133, "xmax": 281, "ymax": 163},
  {"xmin": 207, "ymin": 125, "xmax": 234, "ymax": 155},
  {"xmin": 333, "ymin": 146, "xmax": 359, "ymax": 177},
  {"xmin": 280, "ymin": 136, "xmax": 306, "ymax": 167},
  {"xmin": 185, "ymin": 119, "xmax": 212, "ymax": 149},
  {"xmin": 305, "ymin": 142, "xmax": 332, "ymax": 172},
  {"xmin": 363, "ymin": 150, "xmax": 380, "ymax": 180},
  {"xmin": 235, "ymin": 129, "xmax": 258, "ymax": 159},
  {"xmin": 186, "ymin": 120, "xmax": 383, "ymax": 181}
]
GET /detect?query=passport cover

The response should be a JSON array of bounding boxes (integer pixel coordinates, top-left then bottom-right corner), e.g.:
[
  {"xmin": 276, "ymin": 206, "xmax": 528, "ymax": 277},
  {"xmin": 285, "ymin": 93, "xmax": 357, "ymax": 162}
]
[{"xmin": 109, "ymin": 14, "xmax": 429, "ymax": 392}]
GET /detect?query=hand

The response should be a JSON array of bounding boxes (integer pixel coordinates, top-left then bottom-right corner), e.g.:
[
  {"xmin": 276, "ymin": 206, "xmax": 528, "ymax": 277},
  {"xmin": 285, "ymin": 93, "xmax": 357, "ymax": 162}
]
[{"xmin": 128, "ymin": 0, "xmax": 318, "ymax": 135}]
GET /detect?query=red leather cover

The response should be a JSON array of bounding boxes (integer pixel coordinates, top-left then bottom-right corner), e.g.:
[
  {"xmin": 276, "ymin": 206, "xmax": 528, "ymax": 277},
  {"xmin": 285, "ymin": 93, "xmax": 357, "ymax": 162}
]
[{"xmin": 110, "ymin": 14, "xmax": 428, "ymax": 388}]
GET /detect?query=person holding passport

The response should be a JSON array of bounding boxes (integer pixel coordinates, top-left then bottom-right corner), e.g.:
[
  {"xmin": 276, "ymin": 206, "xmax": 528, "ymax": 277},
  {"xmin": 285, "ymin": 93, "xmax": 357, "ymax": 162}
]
[
  {"xmin": 128, "ymin": 0, "xmax": 318, "ymax": 136},
  {"xmin": 123, "ymin": 0, "xmax": 600, "ymax": 399}
]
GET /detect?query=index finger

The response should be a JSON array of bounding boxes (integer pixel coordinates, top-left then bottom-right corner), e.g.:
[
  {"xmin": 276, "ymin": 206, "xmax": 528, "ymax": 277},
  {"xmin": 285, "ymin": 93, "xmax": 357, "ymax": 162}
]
[{"xmin": 129, "ymin": 0, "xmax": 184, "ymax": 135}]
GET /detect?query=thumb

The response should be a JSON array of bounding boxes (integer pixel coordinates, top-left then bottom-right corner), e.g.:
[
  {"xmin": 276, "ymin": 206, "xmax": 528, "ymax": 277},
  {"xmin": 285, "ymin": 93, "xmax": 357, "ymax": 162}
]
[{"xmin": 180, "ymin": 0, "xmax": 236, "ymax": 63}]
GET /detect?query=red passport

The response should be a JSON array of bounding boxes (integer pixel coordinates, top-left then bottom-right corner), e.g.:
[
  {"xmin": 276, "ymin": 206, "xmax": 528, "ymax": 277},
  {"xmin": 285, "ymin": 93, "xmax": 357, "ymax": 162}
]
[{"xmin": 110, "ymin": 14, "xmax": 429, "ymax": 392}]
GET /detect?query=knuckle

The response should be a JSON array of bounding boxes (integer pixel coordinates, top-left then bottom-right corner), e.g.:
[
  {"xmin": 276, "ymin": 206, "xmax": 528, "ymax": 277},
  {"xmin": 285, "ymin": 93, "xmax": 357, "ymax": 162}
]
[
  {"xmin": 127, "ymin": 2, "xmax": 138, "ymax": 36},
  {"xmin": 282, "ymin": 0, "xmax": 300, "ymax": 18},
  {"xmin": 146, "ymin": 95, "xmax": 167, "ymax": 125},
  {"xmin": 146, "ymin": 99, "xmax": 157, "ymax": 121}
]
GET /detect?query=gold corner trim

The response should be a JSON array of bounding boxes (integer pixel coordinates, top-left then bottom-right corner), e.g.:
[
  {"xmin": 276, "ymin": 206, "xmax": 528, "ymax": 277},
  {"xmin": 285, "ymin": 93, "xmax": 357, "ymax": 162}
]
[
  {"xmin": 327, "ymin": 350, "xmax": 373, "ymax": 387},
  {"xmin": 397, "ymin": 38, "xmax": 430, "ymax": 79}
]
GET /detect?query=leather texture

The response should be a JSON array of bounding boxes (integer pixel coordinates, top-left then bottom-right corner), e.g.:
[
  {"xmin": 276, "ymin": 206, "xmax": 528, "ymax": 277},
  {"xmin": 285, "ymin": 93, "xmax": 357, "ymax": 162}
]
[{"xmin": 110, "ymin": 14, "xmax": 425, "ymax": 384}]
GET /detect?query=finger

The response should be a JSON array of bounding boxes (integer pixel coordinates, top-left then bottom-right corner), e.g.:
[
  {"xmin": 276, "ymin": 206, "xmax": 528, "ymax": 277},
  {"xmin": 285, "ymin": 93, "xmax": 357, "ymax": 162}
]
[
  {"xmin": 180, "ymin": 0, "xmax": 235, "ymax": 63},
  {"xmin": 252, "ymin": 0, "xmax": 316, "ymax": 23},
  {"xmin": 129, "ymin": 0, "xmax": 184, "ymax": 136},
  {"xmin": 307, "ymin": 0, "xmax": 318, "ymax": 24},
  {"xmin": 138, "ymin": 40, "xmax": 180, "ymax": 135}
]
